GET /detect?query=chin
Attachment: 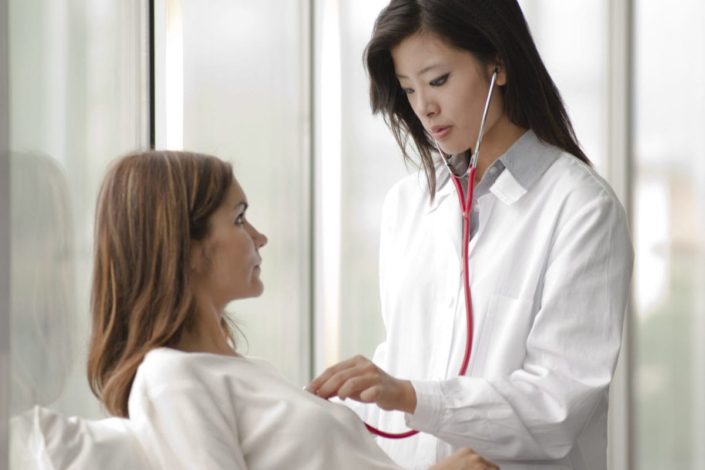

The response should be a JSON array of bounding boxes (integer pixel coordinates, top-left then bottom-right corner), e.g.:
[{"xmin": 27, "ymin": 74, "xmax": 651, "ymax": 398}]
[
  {"xmin": 251, "ymin": 281, "xmax": 264, "ymax": 297},
  {"xmin": 230, "ymin": 283, "xmax": 264, "ymax": 301},
  {"xmin": 441, "ymin": 140, "xmax": 472, "ymax": 156}
]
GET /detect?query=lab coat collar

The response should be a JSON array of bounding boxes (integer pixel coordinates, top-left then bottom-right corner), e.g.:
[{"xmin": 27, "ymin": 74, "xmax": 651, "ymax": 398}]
[
  {"xmin": 416, "ymin": 160, "xmax": 454, "ymax": 214},
  {"xmin": 426, "ymin": 129, "xmax": 560, "ymax": 212}
]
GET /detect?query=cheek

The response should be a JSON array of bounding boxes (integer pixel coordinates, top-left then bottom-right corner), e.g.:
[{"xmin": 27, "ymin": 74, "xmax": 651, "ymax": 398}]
[
  {"xmin": 455, "ymin": 83, "xmax": 478, "ymax": 112},
  {"xmin": 206, "ymin": 238, "xmax": 241, "ymax": 274},
  {"xmin": 454, "ymin": 84, "xmax": 486, "ymax": 126},
  {"xmin": 227, "ymin": 239, "xmax": 257, "ymax": 278}
]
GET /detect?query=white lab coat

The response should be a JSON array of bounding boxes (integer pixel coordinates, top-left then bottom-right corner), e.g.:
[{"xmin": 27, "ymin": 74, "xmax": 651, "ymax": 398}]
[{"xmin": 358, "ymin": 131, "xmax": 634, "ymax": 470}]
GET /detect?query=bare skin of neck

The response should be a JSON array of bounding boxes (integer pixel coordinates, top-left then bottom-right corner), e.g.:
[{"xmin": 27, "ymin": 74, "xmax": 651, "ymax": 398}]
[
  {"xmin": 176, "ymin": 296, "xmax": 237, "ymax": 357},
  {"xmin": 473, "ymin": 113, "xmax": 527, "ymax": 183}
]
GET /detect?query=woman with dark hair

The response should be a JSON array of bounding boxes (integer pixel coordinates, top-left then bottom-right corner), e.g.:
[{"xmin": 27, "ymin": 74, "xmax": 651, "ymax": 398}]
[
  {"xmin": 86, "ymin": 150, "xmax": 496, "ymax": 469},
  {"xmin": 308, "ymin": 1, "xmax": 634, "ymax": 469}
]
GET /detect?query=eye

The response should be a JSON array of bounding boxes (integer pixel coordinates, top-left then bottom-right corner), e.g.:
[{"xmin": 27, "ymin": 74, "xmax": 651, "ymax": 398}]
[
  {"xmin": 430, "ymin": 73, "xmax": 449, "ymax": 87},
  {"xmin": 398, "ymin": 84, "xmax": 414, "ymax": 95},
  {"xmin": 234, "ymin": 212, "xmax": 246, "ymax": 226}
]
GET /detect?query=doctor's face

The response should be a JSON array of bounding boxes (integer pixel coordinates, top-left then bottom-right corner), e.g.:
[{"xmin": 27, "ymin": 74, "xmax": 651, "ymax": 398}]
[
  {"xmin": 191, "ymin": 179, "xmax": 268, "ymax": 309},
  {"xmin": 391, "ymin": 32, "xmax": 506, "ymax": 156}
]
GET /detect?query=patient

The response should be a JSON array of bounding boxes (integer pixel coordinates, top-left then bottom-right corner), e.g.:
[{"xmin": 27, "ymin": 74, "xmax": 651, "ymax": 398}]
[{"xmin": 86, "ymin": 150, "xmax": 497, "ymax": 470}]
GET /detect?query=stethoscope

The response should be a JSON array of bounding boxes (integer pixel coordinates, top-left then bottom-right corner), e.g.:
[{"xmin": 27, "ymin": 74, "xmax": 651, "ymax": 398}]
[{"xmin": 365, "ymin": 70, "xmax": 499, "ymax": 439}]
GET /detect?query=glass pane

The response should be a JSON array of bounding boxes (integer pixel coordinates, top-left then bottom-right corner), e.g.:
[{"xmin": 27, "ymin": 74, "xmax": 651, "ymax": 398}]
[
  {"xmin": 336, "ymin": 1, "xmax": 411, "ymax": 362},
  {"xmin": 8, "ymin": 0, "xmax": 147, "ymax": 465},
  {"xmin": 520, "ymin": 0, "xmax": 608, "ymax": 173},
  {"xmin": 178, "ymin": 0, "xmax": 310, "ymax": 385},
  {"xmin": 633, "ymin": 1, "xmax": 705, "ymax": 468}
]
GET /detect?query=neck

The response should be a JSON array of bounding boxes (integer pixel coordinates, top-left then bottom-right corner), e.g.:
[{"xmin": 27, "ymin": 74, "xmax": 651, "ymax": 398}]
[
  {"xmin": 176, "ymin": 295, "xmax": 236, "ymax": 356},
  {"xmin": 474, "ymin": 116, "xmax": 527, "ymax": 182},
  {"xmin": 177, "ymin": 326, "xmax": 236, "ymax": 356}
]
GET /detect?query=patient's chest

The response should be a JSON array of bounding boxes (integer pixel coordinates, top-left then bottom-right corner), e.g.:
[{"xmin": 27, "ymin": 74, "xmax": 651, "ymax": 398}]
[{"xmin": 230, "ymin": 358, "xmax": 399, "ymax": 469}]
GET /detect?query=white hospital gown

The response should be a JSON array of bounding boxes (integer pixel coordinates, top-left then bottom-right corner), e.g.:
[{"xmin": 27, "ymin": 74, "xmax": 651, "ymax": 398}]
[{"xmin": 129, "ymin": 347, "xmax": 402, "ymax": 470}]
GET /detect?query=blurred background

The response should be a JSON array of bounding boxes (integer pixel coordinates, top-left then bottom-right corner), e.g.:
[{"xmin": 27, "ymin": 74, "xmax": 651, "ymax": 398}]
[{"xmin": 0, "ymin": 1, "xmax": 703, "ymax": 468}]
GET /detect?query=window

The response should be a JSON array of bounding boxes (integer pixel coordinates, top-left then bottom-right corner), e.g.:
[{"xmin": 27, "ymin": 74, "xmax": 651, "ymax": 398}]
[
  {"xmin": 8, "ymin": 0, "xmax": 147, "ymax": 425},
  {"xmin": 633, "ymin": 1, "xmax": 705, "ymax": 467},
  {"xmin": 165, "ymin": 0, "xmax": 312, "ymax": 385}
]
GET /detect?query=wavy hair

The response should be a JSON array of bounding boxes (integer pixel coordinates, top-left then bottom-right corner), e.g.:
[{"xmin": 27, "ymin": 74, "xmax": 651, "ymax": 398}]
[{"xmin": 87, "ymin": 150, "xmax": 234, "ymax": 417}]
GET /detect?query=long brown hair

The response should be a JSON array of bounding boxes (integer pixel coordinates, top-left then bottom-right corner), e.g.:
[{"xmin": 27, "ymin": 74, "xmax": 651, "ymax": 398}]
[
  {"xmin": 87, "ymin": 150, "xmax": 234, "ymax": 417},
  {"xmin": 365, "ymin": 0, "xmax": 589, "ymax": 199}
]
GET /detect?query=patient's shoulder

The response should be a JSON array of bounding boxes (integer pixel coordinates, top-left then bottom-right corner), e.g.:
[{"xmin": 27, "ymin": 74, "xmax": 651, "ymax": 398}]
[
  {"xmin": 134, "ymin": 347, "xmax": 259, "ymax": 390},
  {"xmin": 137, "ymin": 347, "xmax": 199, "ymax": 381},
  {"xmin": 134, "ymin": 348, "xmax": 226, "ymax": 390}
]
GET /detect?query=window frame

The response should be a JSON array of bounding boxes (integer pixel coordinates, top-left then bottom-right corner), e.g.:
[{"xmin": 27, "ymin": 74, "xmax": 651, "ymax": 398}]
[{"xmin": 1, "ymin": 0, "xmax": 11, "ymax": 466}]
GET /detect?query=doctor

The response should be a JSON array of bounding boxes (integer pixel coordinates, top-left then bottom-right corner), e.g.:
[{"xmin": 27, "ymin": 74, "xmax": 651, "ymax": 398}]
[{"xmin": 307, "ymin": 1, "xmax": 634, "ymax": 469}]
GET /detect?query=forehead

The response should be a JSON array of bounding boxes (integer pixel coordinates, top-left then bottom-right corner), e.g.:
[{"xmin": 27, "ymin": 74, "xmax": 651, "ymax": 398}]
[
  {"xmin": 391, "ymin": 32, "xmax": 476, "ymax": 77},
  {"xmin": 223, "ymin": 178, "xmax": 246, "ymax": 206}
]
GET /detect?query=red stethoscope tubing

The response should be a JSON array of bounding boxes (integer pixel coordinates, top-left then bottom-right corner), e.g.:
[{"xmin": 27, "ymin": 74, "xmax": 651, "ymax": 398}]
[
  {"xmin": 363, "ymin": 69, "xmax": 497, "ymax": 439},
  {"xmin": 364, "ymin": 168, "xmax": 476, "ymax": 439}
]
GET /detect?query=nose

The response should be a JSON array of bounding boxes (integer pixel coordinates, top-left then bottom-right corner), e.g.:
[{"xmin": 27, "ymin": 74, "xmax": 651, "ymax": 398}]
[
  {"xmin": 248, "ymin": 223, "xmax": 267, "ymax": 249},
  {"xmin": 413, "ymin": 89, "xmax": 439, "ymax": 119},
  {"xmin": 258, "ymin": 231, "xmax": 268, "ymax": 248}
]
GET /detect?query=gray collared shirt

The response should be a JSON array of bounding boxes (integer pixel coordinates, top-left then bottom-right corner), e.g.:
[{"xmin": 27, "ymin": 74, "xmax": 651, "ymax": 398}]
[{"xmin": 443, "ymin": 130, "xmax": 559, "ymax": 239}]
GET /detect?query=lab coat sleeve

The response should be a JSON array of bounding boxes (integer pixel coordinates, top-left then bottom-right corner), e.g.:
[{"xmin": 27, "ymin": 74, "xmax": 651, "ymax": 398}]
[
  {"xmin": 405, "ymin": 190, "xmax": 634, "ymax": 461},
  {"xmin": 130, "ymin": 376, "xmax": 247, "ymax": 469}
]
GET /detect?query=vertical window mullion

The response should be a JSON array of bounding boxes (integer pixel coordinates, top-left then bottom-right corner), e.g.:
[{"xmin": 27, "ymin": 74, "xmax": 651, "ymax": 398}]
[
  {"xmin": 607, "ymin": 0, "xmax": 635, "ymax": 468},
  {"xmin": 0, "ymin": 0, "xmax": 10, "ymax": 466}
]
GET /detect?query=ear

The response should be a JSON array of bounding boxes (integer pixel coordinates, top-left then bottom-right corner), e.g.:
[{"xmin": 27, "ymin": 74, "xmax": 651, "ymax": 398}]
[{"xmin": 490, "ymin": 58, "xmax": 507, "ymax": 86}]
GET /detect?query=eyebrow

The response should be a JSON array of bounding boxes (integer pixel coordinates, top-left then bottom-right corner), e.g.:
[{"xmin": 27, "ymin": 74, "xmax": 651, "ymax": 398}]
[
  {"xmin": 396, "ymin": 64, "xmax": 444, "ymax": 79},
  {"xmin": 234, "ymin": 201, "xmax": 248, "ymax": 211}
]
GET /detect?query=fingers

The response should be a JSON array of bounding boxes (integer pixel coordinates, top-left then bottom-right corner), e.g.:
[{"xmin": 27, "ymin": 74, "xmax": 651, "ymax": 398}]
[
  {"xmin": 431, "ymin": 449, "xmax": 499, "ymax": 470},
  {"xmin": 357, "ymin": 383, "xmax": 382, "ymax": 403},
  {"xmin": 306, "ymin": 355, "xmax": 413, "ymax": 412},
  {"xmin": 306, "ymin": 355, "xmax": 376, "ymax": 398},
  {"xmin": 319, "ymin": 367, "xmax": 382, "ymax": 400},
  {"xmin": 306, "ymin": 356, "xmax": 358, "ymax": 394},
  {"xmin": 337, "ymin": 374, "xmax": 381, "ymax": 401},
  {"xmin": 454, "ymin": 448, "xmax": 498, "ymax": 470}
]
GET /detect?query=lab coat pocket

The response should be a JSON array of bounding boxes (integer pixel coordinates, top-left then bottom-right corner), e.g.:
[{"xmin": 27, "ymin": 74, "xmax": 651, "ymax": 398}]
[{"xmin": 474, "ymin": 293, "xmax": 534, "ymax": 378}]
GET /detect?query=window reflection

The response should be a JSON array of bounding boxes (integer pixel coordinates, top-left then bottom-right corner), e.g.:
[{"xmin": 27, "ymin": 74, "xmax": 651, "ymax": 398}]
[
  {"xmin": 10, "ymin": 153, "xmax": 75, "ymax": 415},
  {"xmin": 8, "ymin": 0, "xmax": 147, "ymax": 427}
]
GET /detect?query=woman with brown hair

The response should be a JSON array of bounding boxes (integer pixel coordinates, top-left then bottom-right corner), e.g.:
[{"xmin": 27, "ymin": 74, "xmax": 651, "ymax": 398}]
[{"xmin": 86, "ymin": 150, "xmax": 496, "ymax": 469}]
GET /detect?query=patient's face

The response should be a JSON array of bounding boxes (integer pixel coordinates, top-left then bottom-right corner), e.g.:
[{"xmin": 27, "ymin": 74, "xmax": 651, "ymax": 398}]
[{"xmin": 192, "ymin": 178, "xmax": 268, "ymax": 308}]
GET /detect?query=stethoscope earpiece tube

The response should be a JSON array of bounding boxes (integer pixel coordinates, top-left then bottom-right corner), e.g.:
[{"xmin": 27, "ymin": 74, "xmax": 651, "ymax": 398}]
[{"xmin": 364, "ymin": 71, "xmax": 499, "ymax": 440}]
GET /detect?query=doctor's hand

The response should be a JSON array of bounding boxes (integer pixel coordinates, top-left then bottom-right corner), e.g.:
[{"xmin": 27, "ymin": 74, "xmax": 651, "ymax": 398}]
[
  {"xmin": 306, "ymin": 355, "xmax": 417, "ymax": 413},
  {"xmin": 431, "ymin": 449, "xmax": 499, "ymax": 470}
]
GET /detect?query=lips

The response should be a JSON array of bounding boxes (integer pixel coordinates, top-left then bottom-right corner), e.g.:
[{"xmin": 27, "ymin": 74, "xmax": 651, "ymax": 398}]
[{"xmin": 430, "ymin": 125, "xmax": 452, "ymax": 140}]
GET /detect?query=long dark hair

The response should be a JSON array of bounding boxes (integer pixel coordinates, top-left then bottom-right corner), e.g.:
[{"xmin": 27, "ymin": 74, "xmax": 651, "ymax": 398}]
[
  {"xmin": 365, "ymin": 0, "xmax": 589, "ymax": 198},
  {"xmin": 87, "ymin": 150, "xmax": 234, "ymax": 417}
]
